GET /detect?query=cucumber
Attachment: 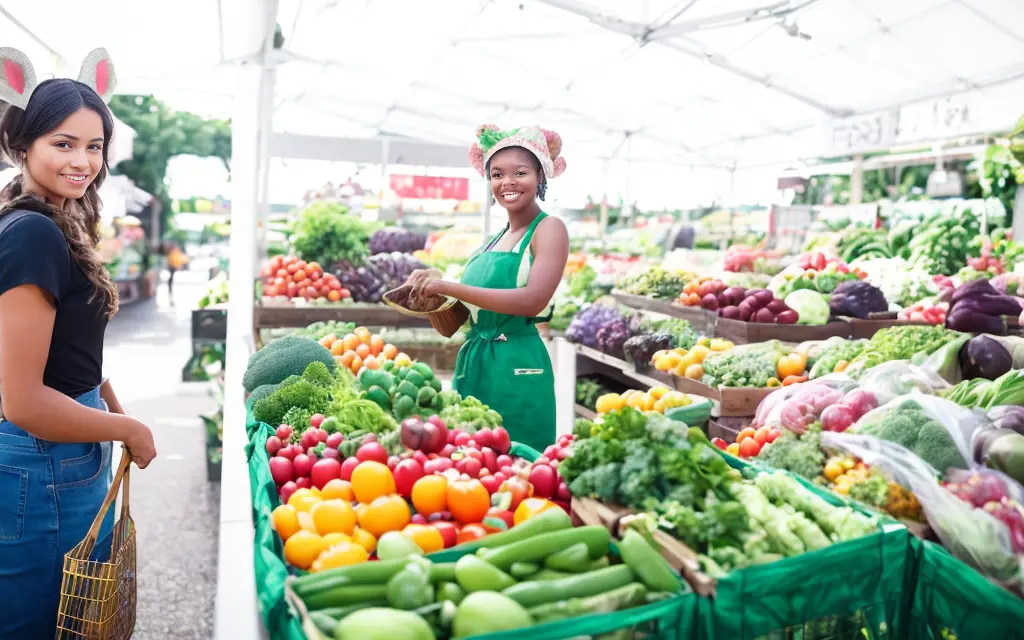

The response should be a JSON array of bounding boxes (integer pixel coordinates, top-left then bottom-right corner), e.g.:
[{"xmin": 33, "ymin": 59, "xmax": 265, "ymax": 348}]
[
  {"xmin": 501, "ymin": 565, "xmax": 634, "ymax": 608},
  {"xmin": 478, "ymin": 525, "xmax": 610, "ymax": 571}
]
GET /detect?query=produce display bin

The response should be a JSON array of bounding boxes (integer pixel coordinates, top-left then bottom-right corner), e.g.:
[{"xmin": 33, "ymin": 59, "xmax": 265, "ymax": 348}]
[
  {"xmin": 714, "ymin": 317, "xmax": 853, "ymax": 346},
  {"xmin": 905, "ymin": 538, "xmax": 1024, "ymax": 640},
  {"xmin": 283, "ymin": 542, "xmax": 698, "ymax": 640},
  {"xmin": 841, "ymin": 316, "xmax": 930, "ymax": 340}
]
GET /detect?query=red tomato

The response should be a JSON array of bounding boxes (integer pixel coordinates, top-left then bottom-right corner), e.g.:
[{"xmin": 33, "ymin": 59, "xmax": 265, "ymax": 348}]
[
  {"xmin": 456, "ymin": 523, "xmax": 488, "ymax": 545},
  {"xmin": 736, "ymin": 427, "xmax": 756, "ymax": 443},
  {"xmin": 430, "ymin": 521, "xmax": 458, "ymax": 548},
  {"xmin": 766, "ymin": 429, "xmax": 781, "ymax": 444},
  {"xmin": 295, "ymin": 260, "xmax": 307, "ymax": 271},
  {"xmin": 286, "ymin": 263, "xmax": 299, "ymax": 275},
  {"xmin": 393, "ymin": 459, "xmax": 425, "ymax": 498},
  {"xmin": 738, "ymin": 438, "xmax": 761, "ymax": 459},
  {"xmin": 753, "ymin": 427, "xmax": 770, "ymax": 446}
]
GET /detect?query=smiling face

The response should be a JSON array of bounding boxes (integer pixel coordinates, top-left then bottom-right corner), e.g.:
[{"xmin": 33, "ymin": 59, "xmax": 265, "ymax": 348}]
[
  {"xmin": 22, "ymin": 107, "xmax": 106, "ymax": 205},
  {"xmin": 489, "ymin": 146, "xmax": 544, "ymax": 215}
]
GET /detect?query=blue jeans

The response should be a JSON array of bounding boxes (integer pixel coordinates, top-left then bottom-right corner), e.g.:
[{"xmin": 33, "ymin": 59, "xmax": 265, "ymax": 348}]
[{"xmin": 0, "ymin": 387, "xmax": 114, "ymax": 639}]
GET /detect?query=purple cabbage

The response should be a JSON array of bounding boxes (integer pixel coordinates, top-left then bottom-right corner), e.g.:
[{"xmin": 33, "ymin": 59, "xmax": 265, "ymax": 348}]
[
  {"xmin": 370, "ymin": 228, "xmax": 427, "ymax": 255},
  {"xmin": 565, "ymin": 305, "xmax": 621, "ymax": 348},
  {"xmin": 334, "ymin": 252, "xmax": 425, "ymax": 302},
  {"xmin": 596, "ymin": 315, "xmax": 644, "ymax": 359}
]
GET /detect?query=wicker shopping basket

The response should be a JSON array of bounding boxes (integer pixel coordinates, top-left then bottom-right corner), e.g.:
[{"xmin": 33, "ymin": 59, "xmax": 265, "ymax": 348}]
[
  {"xmin": 383, "ymin": 285, "xmax": 469, "ymax": 338},
  {"xmin": 56, "ymin": 449, "xmax": 137, "ymax": 639}
]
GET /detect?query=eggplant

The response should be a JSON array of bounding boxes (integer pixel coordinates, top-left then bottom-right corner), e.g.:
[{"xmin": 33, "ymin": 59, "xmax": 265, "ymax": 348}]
[
  {"xmin": 946, "ymin": 307, "xmax": 1006, "ymax": 335},
  {"xmin": 951, "ymin": 278, "xmax": 1000, "ymax": 305},
  {"xmin": 989, "ymin": 406, "xmax": 1024, "ymax": 436},
  {"xmin": 953, "ymin": 295, "xmax": 1024, "ymax": 318},
  {"xmin": 959, "ymin": 335, "xmax": 1013, "ymax": 380}
]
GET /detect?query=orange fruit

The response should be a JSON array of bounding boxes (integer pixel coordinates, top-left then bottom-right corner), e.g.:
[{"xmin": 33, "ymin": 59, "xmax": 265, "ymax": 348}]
[
  {"xmin": 330, "ymin": 340, "xmax": 347, "ymax": 356},
  {"xmin": 349, "ymin": 355, "xmax": 363, "ymax": 374},
  {"xmin": 320, "ymin": 479, "xmax": 355, "ymax": 502},
  {"xmin": 355, "ymin": 327, "xmax": 371, "ymax": 344},
  {"xmin": 363, "ymin": 355, "xmax": 380, "ymax": 370},
  {"xmin": 402, "ymin": 524, "xmax": 445, "ymax": 554},
  {"xmin": 283, "ymin": 530, "xmax": 326, "ymax": 570},
  {"xmin": 381, "ymin": 344, "xmax": 398, "ymax": 360},
  {"xmin": 357, "ymin": 495, "xmax": 411, "ymax": 538},
  {"xmin": 288, "ymin": 488, "xmax": 321, "ymax": 513},
  {"xmin": 310, "ymin": 541, "xmax": 369, "ymax": 572},
  {"xmin": 342, "ymin": 334, "xmax": 360, "ymax": 351},
  {"xmin": 350, "ymin": 461, "xmax": 396, "ymax": 504},
  {"xmin": 411, "ymin": 475, "xmax": 448, "ymax": 516},
  {"xmin": 350, "ymin": 528, "xmax": 377, "ymax": 553},
  {"xmin": 339, "ymin": 351, "xmax": 356, "ymax": 367},
  {"xmin": 369, "ymin": 335, "xmax": 385, "ymax": 355},
  {"xmin": 271, "ymin": 505, "xmax": 301, "ymax": 541},
  {"xmin": 311, "ymin": 499, "xmax": 357, "ymax": 535},
  {"xmin": 355, "ymin": 343, "xmax": 371, "ymax": 359}
]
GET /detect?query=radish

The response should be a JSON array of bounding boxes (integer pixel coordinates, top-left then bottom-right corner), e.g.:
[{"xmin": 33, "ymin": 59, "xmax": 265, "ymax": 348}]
[
  {"xmin": 265, "ymin": 436, "xmax": 283, "ymax": 456},
  {"xmin": 279, "ymin": 481, "xmax": 298, "ymax": 504},
  {"xmin": 340, "ymin": 457, "xmax": 360, "ymax": 481},
  {"xmin": 320, "ymin": 448, "xmax": 341, "ymax": 461},
  {"xmin": 528, "ymin": 464, "xmax": 557, "ymax": 499},
  {"xmin": 276, "ymin": 425, "xmax": 293, "ymax": 441},
  {"xmin": 357, "ymin": 442, "xmax": 388, "ymax": 464},
  {"xmin": 309, "ymin": 414, "xmax": 325, "ymax": 428},
  {"xmin": 326, "ymin": 432, "xmax": 343, "ymax": 449},
  {"xmin": 269, "ymin": 457, "xmax": 293, "ymax": 485},
  {"xmin": 310, "ymin": 458, "xmax": 342, "ymax": 489},
  {"xmin": 277, "ymin": 446, "xmax": 297, "ymax": 461},
  {"xmin": 295, "ymin": 477, "xmax": 311, "ymax": 490}
]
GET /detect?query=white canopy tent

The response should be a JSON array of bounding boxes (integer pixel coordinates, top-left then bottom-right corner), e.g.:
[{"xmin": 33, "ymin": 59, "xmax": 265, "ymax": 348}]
[{"xmin": 3, "ymin": 1, "xmax": 1024, "ymax": 637}]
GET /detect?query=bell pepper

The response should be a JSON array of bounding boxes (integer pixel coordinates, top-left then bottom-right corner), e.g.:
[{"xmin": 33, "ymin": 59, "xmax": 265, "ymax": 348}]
[
  {"xmin": 454, "ymin": 554, "xmax": 516, "ymax": 592},
  {"xmin": 385, "ymin": 557, "xmax": 434, "ymax": 610}
]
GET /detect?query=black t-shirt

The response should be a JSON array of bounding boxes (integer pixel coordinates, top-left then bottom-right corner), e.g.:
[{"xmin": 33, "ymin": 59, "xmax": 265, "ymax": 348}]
[{"xmin": 0, "ymin": 209, "xmax": 108, "ymax": 398}]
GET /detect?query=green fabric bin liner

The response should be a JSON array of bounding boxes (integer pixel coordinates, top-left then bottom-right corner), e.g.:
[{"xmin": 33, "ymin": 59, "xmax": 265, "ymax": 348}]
[{"xmin": 906, "ymin": 538, "xmax": 1024, "ymax": 640}]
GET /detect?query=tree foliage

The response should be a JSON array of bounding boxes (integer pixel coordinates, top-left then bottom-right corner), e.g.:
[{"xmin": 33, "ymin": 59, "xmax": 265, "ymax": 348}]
[{"xmin": 109, "ymin": 95, "xmax": 232, "ymax": 234}]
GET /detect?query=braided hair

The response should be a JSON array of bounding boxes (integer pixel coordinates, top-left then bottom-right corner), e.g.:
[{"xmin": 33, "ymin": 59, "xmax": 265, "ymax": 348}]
[{"xmin": 0, "ymin": 79, "xmax": 119, "ymax": 318}]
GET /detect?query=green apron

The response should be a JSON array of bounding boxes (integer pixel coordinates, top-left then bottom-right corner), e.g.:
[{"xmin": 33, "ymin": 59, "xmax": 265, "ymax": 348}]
[{"xmin": 453, "ymin": 212, "xmax": 556, "ymax": 454}]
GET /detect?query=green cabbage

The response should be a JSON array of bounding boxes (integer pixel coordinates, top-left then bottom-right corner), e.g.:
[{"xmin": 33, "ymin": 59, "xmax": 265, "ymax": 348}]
[{"xmin": 785, "ymin": 290, "xmax": 830, "ymax": 326}]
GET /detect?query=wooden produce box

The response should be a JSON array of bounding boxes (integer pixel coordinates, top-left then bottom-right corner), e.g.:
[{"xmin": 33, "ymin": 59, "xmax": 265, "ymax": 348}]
[
  {"xmin": 611, "ymin": 291, "xmax": 718, "ymax": 334},
  {"xmin": 571, "ymin": 497, "xmax": 717, "ymax": 597},
  {"xmin": 841, "ymin": 313, "xmax": 929, "ymax": 340},
  {"xmin": 655, "ymin": 372, "xmax": 779, "ymax": 418},
  {"xmin": 714, "ymin": 317, "xmax": 852, "ymax": 345},
  {"xmin": 254, "ymin": 301, "xmax": 432, "ymax": 330},
  {"xmin": 707, "ymin": 417, "xmax": 752, "ymax": 443}
]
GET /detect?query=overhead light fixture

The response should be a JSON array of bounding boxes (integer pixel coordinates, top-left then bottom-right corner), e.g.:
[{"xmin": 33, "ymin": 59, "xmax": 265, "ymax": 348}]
[{"xmin": 779, "ymin": 19, "xmax": 811, "ymax": 40}]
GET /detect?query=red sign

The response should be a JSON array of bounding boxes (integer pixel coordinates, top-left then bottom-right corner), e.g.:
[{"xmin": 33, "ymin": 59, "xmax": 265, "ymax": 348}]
[{"xmin": 389, "ymin": 175, "xmax": 469, "ymax": 200}]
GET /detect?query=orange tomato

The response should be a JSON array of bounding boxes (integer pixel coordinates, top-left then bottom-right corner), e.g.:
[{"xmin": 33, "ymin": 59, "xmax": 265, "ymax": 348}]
[
  {"xmin": 271, "ymin": 504, "xmax": 301, "ymax": 541},
  {"xmin": 362, "ymin": 355, "xmax": 380, "ymax": 370},
  {"xmin": 283, "ymin": 530, "xmax": 326, "ymax": 570},
  {"xmin": 513, "ymin": 498, "xmax": 558, "ymax": 526},
  {"xmin": 401, "ymin": 524, "xmax": 445, "ymax": 554},
  {"xmin": 381, "ymin": 344, "xmax": 399, "ymax": 360},
  {"xmin": 339, "ymin": 351, "xmax": 356, "ymax": 368},
  {"xmin": 342, "ymin": 334, "xmax": 360, "ymax": 351},
  {"xmin": 350, "ymin": 355, "xmax": 363, "ymax": 374},
  {"xmin": 355, "ymin": 327, "xmax": 372, "ymax": 344},
  {"xmin": 311, "ymin": 499, "xmax": 357, "ymax": 535},
  {"xmin": 288, "ymin": 488, "xmax": 321, "ymax": 513},
  {"xmin": 321, "ymin": 532, "xmax": 350, "ymax": 548},
  {"xmin": 330, "ymin": 340, "xmax": 347, "ymax": 356},
  {"xmin": 456, "ymin": 523, "xmax": 489, "ymax": 545},
  {"xmin": 350, "ymin": 461, "xmax": 396, "ymax": 504},
  {"xmin": 369, "ymin": 335, "xmax": 385, "ymax": 355},
  {"xmin": 318, "ymin": 334, "xmax": 337, "ymax": 349},
  {"xmin": 411, "ymin": 475, "xmax": 448, "ymax": 516},
  {"xmin": 350, "ymin": 528, "xmax": 377, "ymax": 553},
  {"xmin": 297, "ymin": 511, "xmax": 317, "ymax": 533},
  {"xmin": 446, "ymin": 479, "xmax": 491, "ymax": 525},
  {"xmin": 320, "ymin": 479, "xmax": 355, "ymax": 502},
  {"xmin": 355, "ymin": 343, "xmax": 371, "ymax": 359},
  {"xmin": 357, "ymin": 494, "xmax": 411, "ymax": 538},
  {"xmin": 310, "ymin": 541, "xmax": 369, "ymax": 572}
]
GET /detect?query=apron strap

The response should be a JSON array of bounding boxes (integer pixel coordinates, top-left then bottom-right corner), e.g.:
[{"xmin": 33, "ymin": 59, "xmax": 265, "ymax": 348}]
[{"xmin": 511, "ymin": 213, "xmax": 554, "ymax": 324}]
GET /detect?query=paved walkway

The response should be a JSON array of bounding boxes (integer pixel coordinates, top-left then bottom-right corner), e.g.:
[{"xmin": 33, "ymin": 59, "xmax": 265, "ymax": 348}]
[{"xmin": 105, "ymin": 271, "xmax": 219, "ymax": 639}]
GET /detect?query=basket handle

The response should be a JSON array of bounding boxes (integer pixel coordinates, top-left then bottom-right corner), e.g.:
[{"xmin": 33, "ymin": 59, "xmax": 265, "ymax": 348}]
[{"xmin": 82, "ymin": 447, "xmax": 132, "ymax": 548}]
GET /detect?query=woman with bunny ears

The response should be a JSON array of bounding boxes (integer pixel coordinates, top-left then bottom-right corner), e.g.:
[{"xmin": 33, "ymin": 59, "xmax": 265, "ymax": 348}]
[
  {"xmin": 0, "ymin": 48, "xmax": 157, "ymax": 637},
  {"xmin": 406, "ymin": 125, "xmax": 570, "ymax": 453}
]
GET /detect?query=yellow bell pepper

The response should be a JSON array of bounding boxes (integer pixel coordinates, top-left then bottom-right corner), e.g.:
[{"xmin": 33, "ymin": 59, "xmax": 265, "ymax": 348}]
[{"xmin": 595, "ymin": 393, "xmax": 622, "ymax": 414}]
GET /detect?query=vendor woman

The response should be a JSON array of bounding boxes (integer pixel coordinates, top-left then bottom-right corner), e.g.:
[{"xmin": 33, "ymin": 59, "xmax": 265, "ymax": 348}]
[{"xmin": 406, "ymin": 125, "xmax": 569, "ymax": 453}]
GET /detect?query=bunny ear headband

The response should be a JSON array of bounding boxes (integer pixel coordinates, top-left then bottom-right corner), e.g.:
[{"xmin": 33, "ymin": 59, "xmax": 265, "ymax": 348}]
[
  {"xmin": 0, "ymin": 46, "xmax": 118, "ymax": 109},
  {"xmin": 468, "ymin": 124, "xmax": 567, "ymax": 180}
]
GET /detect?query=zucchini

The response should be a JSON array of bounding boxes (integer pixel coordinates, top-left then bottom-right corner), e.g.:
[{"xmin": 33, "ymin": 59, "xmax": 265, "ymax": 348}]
[
  {"xmin": 478, "ymin": 525, "xmax": 610, "ymax": 570},
  {"xmin": 618, "ymin": 529, "xmax": 682, "ymax": 593},
  {"xmin": 501, "ymin": 565, "xmax": 635, "ymax": 608}
]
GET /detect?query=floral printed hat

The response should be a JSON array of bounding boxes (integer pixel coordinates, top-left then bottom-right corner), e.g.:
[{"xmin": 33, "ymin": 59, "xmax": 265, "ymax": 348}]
[{"xmin": 468, "ymin": 125, "xmax": 566, "ymax": 180}]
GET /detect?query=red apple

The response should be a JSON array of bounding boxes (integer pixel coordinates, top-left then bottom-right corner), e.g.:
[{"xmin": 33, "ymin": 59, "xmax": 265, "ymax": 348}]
[
  {"xmin": 528, "ymin": 464, "xmax": 557, "ymax": 499},
  {"xmin": 387, "ymin": 455, "xmax": 400, "ymax": 471},
  {"xmin": 277, "ymin": 446, "xmax": 297, "ymax": 461},
  {"xmin": 496, "ymin": 455, "xmax": 513, "ymax": 468},
  {"xmin": 439, "ymin": 444, "xmax": 456, "ymax": 458},
  {"xmin": 309, "ymin": 414, "xmax": 325, "ymax": 428},
  {"xmin": 491, "ymin": 427, "xmax": 511, "ymax": 454},
  {"xmin": 325, "ymin": 432, "xmax": 344, "ymax": 449},
  {"xmin": 269, "ymin": 457, "xmax": 293, "ymax": 485}
]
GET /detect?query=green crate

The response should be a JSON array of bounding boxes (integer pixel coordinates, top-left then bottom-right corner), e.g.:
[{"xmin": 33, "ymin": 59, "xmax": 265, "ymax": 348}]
[
  {"xmin": 906, "ymin": 538, "xmax": 1024, "ymax": 640},
  {"xmin": 695, "ymin": 453, "xmax": 915, "ymax": 640}
]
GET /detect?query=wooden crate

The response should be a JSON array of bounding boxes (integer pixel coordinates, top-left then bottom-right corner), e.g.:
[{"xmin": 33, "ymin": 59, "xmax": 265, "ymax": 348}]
[
  {"xmin": 611, "ymin": 291, "xmax": 718, "ymax": 334},
  {"xmin": 714, "ymin": 317, "xmax": 852, "ymax": 345}
]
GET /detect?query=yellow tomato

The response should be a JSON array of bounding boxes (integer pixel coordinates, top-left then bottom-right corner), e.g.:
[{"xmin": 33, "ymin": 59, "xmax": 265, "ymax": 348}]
[
  {"xmin": 401, "ymin": 524, "xmax": 445, "ymax": 554},
  {"xmin": 651, "ymin": 350, "xmax": 669, "ymax": 363},
  {"xmin": 350, "ymin": 528, "xmax": 377, "ymax": 554},
  {"xmin": 310, "ymin": 541, "xmax": 369, "ymax": 572},
  {"xmin": 726, "ymin": 443, "xmax": 740, "ymax": 456},
  {"xmin": 311, "ymin": 499, "xmax": 357, "ymax": 536},
  {"xmin": 271, "ymin": 505, "xmax": 301, "ymax": 542},
  {"xmin": 709, "ymin": 338, "xmax": 733, "ymax": 352},
  {"xmin": 823, "ymin": 460, "xmax": 844, "ymax": 481},
  {"xmin": 288, "ymin": 488, "xmax": 322, "ymax": 513},
  {"xmin": 689, "ymin": 344, "xmax": 711, "ymax": 362},
  {"xmin": 684, "ymin": 364, "xmax": 704, "ymax": 379},
  {"xmin": 284, "ymin": 530, "xmax": 327, "ymax": 570},
  {"xmin": 648, "ymin": 386, "xmax": 670, "ymax": 400},
  {"xmin": 514, "ymin": 498, "xmax": 558, "ymax": 526},
  {"xmin": 595, "ymin": 393, "xmax": 623, "ymax": 415},
  {"xmin": 357, "ymin": 494, "xmax": 411, "ymax": 538}
]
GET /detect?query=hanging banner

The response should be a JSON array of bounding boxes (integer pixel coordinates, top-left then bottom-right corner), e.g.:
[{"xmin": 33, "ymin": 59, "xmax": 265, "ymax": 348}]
[{"xmin": 389, "ymin": 175, "xmax": 469, "ymax": 200}]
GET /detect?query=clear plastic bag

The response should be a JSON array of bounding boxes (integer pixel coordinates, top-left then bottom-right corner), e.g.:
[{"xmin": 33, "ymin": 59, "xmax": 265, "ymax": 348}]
[
  {"xmin": 855, "ymin": 361, "xmax": 951, "ymax": 406},
  {"xmin": 821, "ymin": 431, "xmax": 1024, "ymax": 586},
  {"xmin": 750, "ymin": 376, "xmax": 858, "ymax": 433},
  {"xmin": 850, "ymin": 390, "xmax": 990, "ymax": 473}
]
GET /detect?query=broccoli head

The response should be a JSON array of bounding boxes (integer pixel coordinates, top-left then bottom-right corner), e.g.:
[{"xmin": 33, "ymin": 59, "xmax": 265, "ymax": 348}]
[
  {"xmin": 252, "ymin": 378, "xmax": 330, "ymax": 427},
  {"xmin": 568, "ymin": 463, "xmax": 622, "ymax": 504},
  {"xmin": 242, "ymin": 335, "xmax": 335, "ymax": 392},
  {"xmin": 915, "ymin": 418, "xmax": 967, "ymax": 473},
  {"xmin": 302, "ymin": 360, "xmax": 335, "ymax": 388}
]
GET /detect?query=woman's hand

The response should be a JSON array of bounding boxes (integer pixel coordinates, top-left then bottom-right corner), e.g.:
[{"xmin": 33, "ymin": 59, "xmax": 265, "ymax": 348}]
[
  {"xmin": 123, "ymin": 418, "xmax": 157, "ymax": 469},
  {"xmin": 405, "ymin": 268, "xmax": 442, "ymax": 299}
]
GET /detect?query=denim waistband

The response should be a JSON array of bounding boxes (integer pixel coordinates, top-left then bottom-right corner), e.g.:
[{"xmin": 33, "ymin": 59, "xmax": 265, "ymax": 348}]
[{"xmin": 0, "ymin": 386, "xmax": 106, "ymax": 452}]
